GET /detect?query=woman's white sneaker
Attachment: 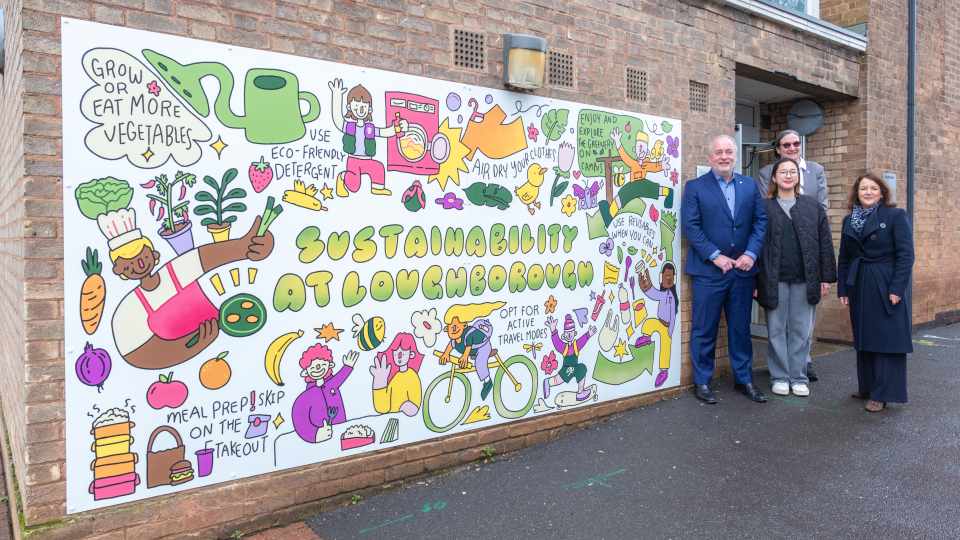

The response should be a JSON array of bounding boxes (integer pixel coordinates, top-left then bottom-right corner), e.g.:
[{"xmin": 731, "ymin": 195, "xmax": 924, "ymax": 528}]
[
  {"xmin": 791, "ymin": 383, "xmax": 810, "ymax": 397},
  {"xmin": 772, "ymin": 381, "xmax": 790, "ymax": 396}
]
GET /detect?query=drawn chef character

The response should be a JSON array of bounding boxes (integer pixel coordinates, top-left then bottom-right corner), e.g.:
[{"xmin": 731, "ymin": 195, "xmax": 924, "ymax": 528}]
[{"xmin": 104, "ymin": 208, "xmax": 273, "ymax": 370}]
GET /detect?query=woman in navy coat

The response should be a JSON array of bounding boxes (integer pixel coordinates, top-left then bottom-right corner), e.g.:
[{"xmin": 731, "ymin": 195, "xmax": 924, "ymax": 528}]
[{"xmin": 837, "ymin": 173, "xmax": 915, "ymax": 412}]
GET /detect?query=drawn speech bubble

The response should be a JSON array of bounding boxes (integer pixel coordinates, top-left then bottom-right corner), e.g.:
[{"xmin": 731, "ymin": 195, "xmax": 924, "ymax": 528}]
[{"xmin": 80, "ymin": 48, "xmax": 212, "ymax": 169}]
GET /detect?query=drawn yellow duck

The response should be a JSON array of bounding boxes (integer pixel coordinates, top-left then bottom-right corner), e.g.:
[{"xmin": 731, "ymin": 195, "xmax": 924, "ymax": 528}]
[{"xmin": 515, "ymin": 163, "xmax": 547, "ymax": 215}]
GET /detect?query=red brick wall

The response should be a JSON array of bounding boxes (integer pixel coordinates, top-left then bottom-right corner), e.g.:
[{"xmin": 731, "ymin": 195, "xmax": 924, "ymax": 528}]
[
  {"xmin": 819, "ymin": 0, "xmax": 869, "ymax": 29},
  {"xmin": 5, "ymin": 0, "xmax": 870, "ymax": 537}
]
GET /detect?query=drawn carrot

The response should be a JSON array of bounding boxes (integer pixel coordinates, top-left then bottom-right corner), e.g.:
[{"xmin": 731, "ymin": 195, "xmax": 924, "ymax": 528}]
[{"xmin": 80, "ymin": 247, "xmax": 106, "ymax": 335}]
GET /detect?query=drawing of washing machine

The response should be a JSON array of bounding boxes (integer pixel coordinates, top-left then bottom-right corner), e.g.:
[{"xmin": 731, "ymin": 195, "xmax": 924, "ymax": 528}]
[{"xmin": 385, "ymin": 92, "xmax": 450, "ymax": 175}]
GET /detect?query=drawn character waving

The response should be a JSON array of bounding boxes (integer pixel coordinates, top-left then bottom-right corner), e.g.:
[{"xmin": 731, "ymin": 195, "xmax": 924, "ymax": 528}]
[
  {"xmin": 637, "ymin": 262, "xmax": 678, "ymax": 387},
  {"xmin": 371, "ymin": 332, "xmax": 424, "ymax": 416},
  {"xmin": 543, "ymin": 314, "xmax": 597, "ymax": 402},
  {"xmin": 106, "ymin": 209, "xmax": 274, "ymax": 370},
  {"xmin": 329, "ymin": 79, "xmax": 407, "ymax": 197},
  {"xmin": 609, "ymin": 127, "xmax": 675, "ymax": 209},
  {"xmin": 292, "ymin": 345, "xmax": 358, "ymax": 443}
]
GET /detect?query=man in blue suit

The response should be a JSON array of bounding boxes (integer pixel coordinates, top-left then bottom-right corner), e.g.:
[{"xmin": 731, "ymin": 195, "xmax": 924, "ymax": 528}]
[{"xmin": 682, "ymin": 135, "xmax": 768, "ymax": 404}]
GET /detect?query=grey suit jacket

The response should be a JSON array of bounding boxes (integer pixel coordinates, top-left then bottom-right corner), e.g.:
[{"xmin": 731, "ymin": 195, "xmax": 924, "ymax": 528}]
[{"xmin": 757, "ymin": 160, "xmax": 828, "ymax": 209}]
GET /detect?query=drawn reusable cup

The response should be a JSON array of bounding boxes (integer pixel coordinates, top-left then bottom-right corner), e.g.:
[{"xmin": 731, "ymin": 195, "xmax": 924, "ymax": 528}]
[{"xmin": 195, "ymin": 448, "xmax": 214, "ymax": 477}]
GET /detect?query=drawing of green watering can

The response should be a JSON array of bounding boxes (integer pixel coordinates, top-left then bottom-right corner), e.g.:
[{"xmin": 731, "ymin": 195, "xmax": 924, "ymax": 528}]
[{"xmin": 143, "ymin": 49, "xmax": 320, "ymax": 144}]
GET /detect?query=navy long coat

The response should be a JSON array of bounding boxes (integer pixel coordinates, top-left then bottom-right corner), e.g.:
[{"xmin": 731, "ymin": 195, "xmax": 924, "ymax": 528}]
[{"xmin": 837, "ymin": 206, "xmax": 915, "ymax": 353}]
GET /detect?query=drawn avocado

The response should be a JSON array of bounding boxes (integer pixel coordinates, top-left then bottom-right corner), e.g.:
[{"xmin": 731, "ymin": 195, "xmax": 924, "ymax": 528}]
[{"xmin": 142, "ymin": 49, "xmax": 215, "ymax": 117}]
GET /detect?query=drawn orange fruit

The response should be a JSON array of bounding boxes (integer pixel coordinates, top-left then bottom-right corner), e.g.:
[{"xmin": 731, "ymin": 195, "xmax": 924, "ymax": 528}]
[{"xmin": 199, "ymin": 351, "xmax": 231, "ymax": 390}]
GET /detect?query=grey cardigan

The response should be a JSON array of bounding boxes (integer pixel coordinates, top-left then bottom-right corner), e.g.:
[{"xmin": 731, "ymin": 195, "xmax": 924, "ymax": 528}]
[{"xmin": 757, "ymin": 160, "xmax": 828, "ymax": 210}]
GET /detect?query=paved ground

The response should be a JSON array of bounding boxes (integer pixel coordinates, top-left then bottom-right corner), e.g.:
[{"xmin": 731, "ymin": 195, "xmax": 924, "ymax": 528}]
[{"xmin": 256, "ymin": 325, "xmax": 960, "ymax": 539}]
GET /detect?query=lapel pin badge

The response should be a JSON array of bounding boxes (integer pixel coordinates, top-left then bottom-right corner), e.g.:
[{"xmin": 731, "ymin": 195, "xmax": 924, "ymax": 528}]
[{"xmin": 880, "ymin": 223, "xmax": 886, "ymax": 229}]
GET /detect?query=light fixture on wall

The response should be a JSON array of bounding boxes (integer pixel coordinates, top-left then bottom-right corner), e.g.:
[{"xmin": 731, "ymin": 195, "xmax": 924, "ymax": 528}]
[{"xmin": 502, "ymin": 33, "xmax": 547, "ymax": 90}]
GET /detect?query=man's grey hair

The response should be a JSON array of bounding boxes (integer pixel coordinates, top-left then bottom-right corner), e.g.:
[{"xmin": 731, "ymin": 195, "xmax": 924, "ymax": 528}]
[{"xmin": 708, "ymin": 134, "xmax": 737, "ymax": 152}]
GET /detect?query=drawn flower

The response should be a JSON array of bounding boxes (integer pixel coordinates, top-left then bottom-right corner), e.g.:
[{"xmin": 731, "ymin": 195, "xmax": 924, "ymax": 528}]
[
  {"xmin": 540, "ymin": 351, "xmax": 558, "ymax": 375},
  {"xmin": 670, "ymin": 170, "xmax": 679, "ymax": 186},
  {"xmin": 411, "ymin": 308, "xmax": 442, "ymax": 348},
  {"xmin": 527, "ymin": 123, "xmax": 539, "ymax": 142},
  {"xmin": 544, "ymin": 295, "xmax": 558, "ymax": 315},
  {"xmin": 147, "ymin": 80, "xmax": 161, "ymax": 96},
  {"xmin": 560, "ymin": 194, "xmax": 577, "ymax": 217},
  {"xmin": 599, "ymin": 238, "xmax": 614, "ymax": 257},
  {"xmin": 434, "ymin": 192, "xmax": 464, "ymax": 210}
]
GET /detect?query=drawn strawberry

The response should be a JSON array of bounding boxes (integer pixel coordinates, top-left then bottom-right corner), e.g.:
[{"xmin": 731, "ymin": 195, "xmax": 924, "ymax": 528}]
[{"xmin": 248, "ymin": 156, "xmax": 274, "ymax": 193}]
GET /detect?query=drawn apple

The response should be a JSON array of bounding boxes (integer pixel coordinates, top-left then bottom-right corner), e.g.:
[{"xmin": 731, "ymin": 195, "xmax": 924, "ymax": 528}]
[{"xmin": 146, "ymin": 372, "xmax": 189, "ymax": 409}]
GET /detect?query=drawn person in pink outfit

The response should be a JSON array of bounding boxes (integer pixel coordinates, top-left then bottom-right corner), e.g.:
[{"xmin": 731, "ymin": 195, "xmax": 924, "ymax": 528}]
[
  {"xmin": 292, "ymin": 344, "xmax": 358, "ymax": 443},
  {"xmin": 107, "ymin": 209, "xmax": 273, "ymax": 370},
  {"xmin": 328, "ymin": 79, "xmax": 407, "ymax": 197}
]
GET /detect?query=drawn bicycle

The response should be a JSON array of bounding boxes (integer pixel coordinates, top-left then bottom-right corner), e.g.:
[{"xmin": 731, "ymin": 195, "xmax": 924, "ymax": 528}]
[{"xmin": 422, "ymin": 349, "xmax": 538, "ymax": 433}]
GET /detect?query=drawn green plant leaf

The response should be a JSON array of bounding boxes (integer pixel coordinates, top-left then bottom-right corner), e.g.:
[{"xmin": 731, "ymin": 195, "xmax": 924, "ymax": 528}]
[
  {"xmin": 200, "ymin": 217, "xmax": 217, "ymax": 226},
  {"xmin": 661, "ymin": 121, "xmax": 673, "ymax": 133},
  {"xmin": 195, "ymin": 191, "xmax": 216, "ymax": 202},
  {"xmin": 617, "ymin": 246, "xmax": 623, "ymax": 263},
  {"xmin": 194, "ymin": 205, "xmax": 216, "ymax": 215},
  {"xmin": 541, "ymin": 108, "xmax": 569, "ymax": 142},
  {"xmin": 223, "ymin": 188, "xmax": 247, "ymax": 200},
  {"xmin": 464, "ymin": 182, "xmax": 513, "ymax": 210},
  {"xmin": 627, "ymin": 246, "xmax": 638, "ymax": 255},
  {"xmin": 551, "ymin": 180, "xmax": 569, "ymax": 199},
  {"xmin": 222, "ymin": 202, "xmax": 247, "ymax": 214}
]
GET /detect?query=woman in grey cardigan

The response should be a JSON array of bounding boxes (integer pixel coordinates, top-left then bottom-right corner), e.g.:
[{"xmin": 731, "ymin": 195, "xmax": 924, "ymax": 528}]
[{"xmin": 756, "ymin": 158, "xmax": 837, "ymax": 397}]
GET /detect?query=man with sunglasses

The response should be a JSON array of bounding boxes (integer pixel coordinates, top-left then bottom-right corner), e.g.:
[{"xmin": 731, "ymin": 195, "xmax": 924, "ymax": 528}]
[{"xmin": 758, "ymin": 129, "xmax": 829, "ymax": 382}]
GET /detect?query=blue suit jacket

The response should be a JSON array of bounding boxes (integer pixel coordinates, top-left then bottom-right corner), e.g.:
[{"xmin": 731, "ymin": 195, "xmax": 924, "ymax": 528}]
[{"xmin": 681, "ymin": 171, "xmax": 767, "ymax": 278}]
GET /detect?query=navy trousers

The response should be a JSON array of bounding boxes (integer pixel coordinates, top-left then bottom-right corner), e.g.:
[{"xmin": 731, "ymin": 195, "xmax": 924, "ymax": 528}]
[{"xmin": 690, "ymin": 274, "xmax": 755, "ymax": 385}]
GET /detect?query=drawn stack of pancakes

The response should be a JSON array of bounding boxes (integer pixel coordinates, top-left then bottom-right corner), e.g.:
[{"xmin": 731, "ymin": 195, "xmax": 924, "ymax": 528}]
[{"xmin": 88, "ymin": 408, "xmax": 140, "ymax": 501}]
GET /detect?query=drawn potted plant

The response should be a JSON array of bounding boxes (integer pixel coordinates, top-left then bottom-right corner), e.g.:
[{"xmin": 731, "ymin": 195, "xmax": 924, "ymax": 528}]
[
  {"xmin": 193, "ymin": 168, "xmax": 247, "ymax": 243},
  {"xmin": 144, "ymin": 170, "xmax": 197, "ymax": 255}
]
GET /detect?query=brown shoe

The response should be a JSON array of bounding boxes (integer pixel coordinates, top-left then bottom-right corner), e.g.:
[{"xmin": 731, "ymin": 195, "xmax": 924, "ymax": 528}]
[{"xmin": 865, "ymin": 400, "xmax": 886, "ymax": 412}]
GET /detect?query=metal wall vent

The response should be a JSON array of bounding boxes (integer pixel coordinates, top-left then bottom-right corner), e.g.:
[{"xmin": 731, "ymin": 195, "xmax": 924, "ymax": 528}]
[
  {"xmin": 454, "ymin": 29, "xmax": 485, "ymax": 71},
  {"xmin": 689, "ymin": 80, "xmax": 709, "ymax": 113},
  {"xmin": 548, "ymin": 51, "xmax": 574, "ymax": 88},
  {"xmin": 627, "ymin": 67, "xmax": 647, "ymax": 101}
]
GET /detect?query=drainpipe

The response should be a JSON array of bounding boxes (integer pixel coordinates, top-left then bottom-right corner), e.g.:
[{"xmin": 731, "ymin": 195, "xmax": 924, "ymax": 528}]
[{"xmin": 906, "ymin": 0, "xmax": 916, "ymax": 224}]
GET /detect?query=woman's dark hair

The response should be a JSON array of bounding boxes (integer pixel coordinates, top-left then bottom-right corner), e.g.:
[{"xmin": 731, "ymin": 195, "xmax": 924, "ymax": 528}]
[
  {"xmin": 772, "ymin": 129, "xmax": 801, "ymax": 158},
  {"xmin": 661, "ymin": 262, "xmax": 679, "ymax": 317},
  {"xmin": 767, "ymin": 157, "xmax": 801, "ymax": 198},
  {"xmin": 847, "ymin": 172, "xmax": 897, "ymax": 210}
]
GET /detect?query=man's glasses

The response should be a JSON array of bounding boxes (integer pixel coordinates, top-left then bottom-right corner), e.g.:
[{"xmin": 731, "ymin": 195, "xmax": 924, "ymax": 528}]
[{"xmin": 780, "ymin": 141, "xmax": 802, "ymax": 149}]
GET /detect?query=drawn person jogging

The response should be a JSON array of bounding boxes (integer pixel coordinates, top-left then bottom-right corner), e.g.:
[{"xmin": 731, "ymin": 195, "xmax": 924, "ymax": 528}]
[
  {"xmin": 105, "ymin": 208, "xmax": 274, "ymax": 370},
  {"xmin": 543, "ymin": 314, "xmax": 597, "ymax": 402},
  {"xmin": 329, "ymin": 79, "xmax": 407, "ymax": 197}
]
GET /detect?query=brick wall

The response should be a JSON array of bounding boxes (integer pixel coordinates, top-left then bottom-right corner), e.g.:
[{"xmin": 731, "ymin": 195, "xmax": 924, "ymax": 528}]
[
  {"xmin": 0, "ymin": 0, "xmax": 28, "ymax": 517},
  {"xmin": 5, "ymin": 0, "xmax": 868, "ymax": 537},
  {"xmin": 819, "ymin": 0, "xmax": 869, "ymax": 30}
]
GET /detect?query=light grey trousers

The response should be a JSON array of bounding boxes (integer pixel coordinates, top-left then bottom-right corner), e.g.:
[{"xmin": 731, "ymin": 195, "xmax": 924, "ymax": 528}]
[{"xmin": 765, "ymin": 282, "xmax": 814, "ymax": 384}]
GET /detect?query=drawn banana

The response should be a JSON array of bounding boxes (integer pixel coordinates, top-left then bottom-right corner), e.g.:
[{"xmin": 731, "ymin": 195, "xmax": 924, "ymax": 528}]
[
  {"xmin": 264, "ymin": 329, "xmax": 304, "ymax": 386},
  {"xmin": 597, "ymin": 308, "xmax": 619, "ymax": 352}
]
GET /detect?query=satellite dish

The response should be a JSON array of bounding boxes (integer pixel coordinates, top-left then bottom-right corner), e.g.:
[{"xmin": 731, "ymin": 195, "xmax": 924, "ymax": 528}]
[{"xmin": 787, "ymin": 99, "xmax": 824, "ymax": 136}]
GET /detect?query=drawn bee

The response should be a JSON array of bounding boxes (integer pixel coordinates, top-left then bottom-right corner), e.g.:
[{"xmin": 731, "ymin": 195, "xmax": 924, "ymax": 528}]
[{"xmin": 352, "ymin": 313, "xmax": 385, "ymax": 351}]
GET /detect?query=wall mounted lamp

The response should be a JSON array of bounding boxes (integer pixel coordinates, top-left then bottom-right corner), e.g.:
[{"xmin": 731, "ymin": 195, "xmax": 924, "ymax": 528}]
[{"xmin": 502, "ymin": 33, "xmax": 547, "ymax": 90}]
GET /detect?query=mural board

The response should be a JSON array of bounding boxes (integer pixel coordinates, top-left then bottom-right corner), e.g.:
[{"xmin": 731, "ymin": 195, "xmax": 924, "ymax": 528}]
[{"xmin": 62, "ymin": 18, "xmax": 682, "ymax": 513}]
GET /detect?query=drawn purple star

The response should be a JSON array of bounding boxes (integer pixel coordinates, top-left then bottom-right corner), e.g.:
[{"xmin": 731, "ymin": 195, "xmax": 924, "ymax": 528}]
[
  {"xmin": 435, "ymin": 192, "xmax": 464, "ymax": 210},
  {"xmin": 147, "ymin": 81, "xmax": 161, "ymax": 97}
]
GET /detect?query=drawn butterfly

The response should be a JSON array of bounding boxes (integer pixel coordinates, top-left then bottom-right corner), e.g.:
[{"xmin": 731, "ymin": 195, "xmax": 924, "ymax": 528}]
[
  {"xmin": 522, "ymin": 341, "xmax": 543, "ymax": 359},
  {"xmin": 666, "ymin": 135, "xmax": 680, "ymax": 158},
  {"xmin": 572, "ymin": 180, "xmax": 601, "ymax": 210},
  {"xmin": 599, "ymin": 238, "xmax": 614, "ymax": 257}
]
